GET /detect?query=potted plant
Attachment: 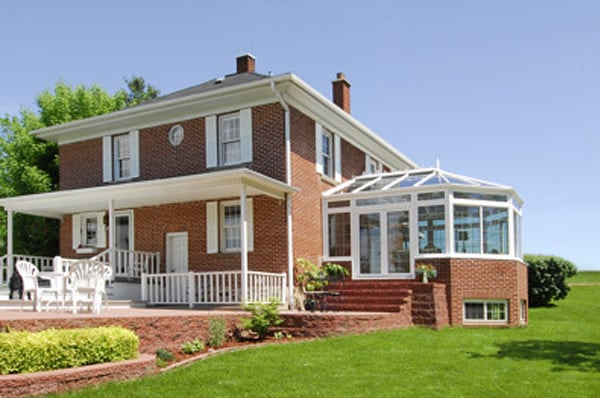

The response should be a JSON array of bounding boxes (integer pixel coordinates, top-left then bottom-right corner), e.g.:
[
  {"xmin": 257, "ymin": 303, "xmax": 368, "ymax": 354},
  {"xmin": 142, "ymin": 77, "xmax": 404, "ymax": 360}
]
[
  {"xmin": 415, "ymin": 263, "xmax": 437, "ymax": 283},
  {"xmin": 322, "ymin": 262, "xmax": 350, "ymax": 282}
]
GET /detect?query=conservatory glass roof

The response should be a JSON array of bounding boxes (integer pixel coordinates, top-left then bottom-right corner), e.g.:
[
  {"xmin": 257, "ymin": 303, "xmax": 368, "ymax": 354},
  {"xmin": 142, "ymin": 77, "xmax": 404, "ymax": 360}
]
[{"xmin": 325, "ymin": 167, "xmax": 520, "ymax": 201}]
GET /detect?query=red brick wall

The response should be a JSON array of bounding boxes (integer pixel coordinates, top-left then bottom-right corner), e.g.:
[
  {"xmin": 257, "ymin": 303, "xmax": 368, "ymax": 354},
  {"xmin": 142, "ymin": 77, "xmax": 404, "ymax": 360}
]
[
  {"xmin": 288, "ymin": 107, "xmax": 368, "ymax": 265},
  {"xmin": 0, "ymin": 355, "xmax": 156, "ymax": 398},
  {"xmin": 59, "ymin": 138, "xmax": 104, "ymax": 190},
  {"xmin": 416, "ymin": 258, "xmax": 528, "ymax": 326},
  {"xmin": 60, "ymin": 196, "xmax": 287, "ymax": 274},
  {"xmin": 58, "ymin": 103, "xmax": 286, "ymax": 190}
]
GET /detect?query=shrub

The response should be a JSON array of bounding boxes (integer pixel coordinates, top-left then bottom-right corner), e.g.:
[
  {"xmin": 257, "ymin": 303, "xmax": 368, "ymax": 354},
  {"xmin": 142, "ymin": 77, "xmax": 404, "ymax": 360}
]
[
  {"xmin": 156, "ymin": 348, "xmax": 175, "ymax": 362},
  {"xmin": 0, "ymin": 326, "xmax": 138, "ymax": 375},
  {"xmin": 181, "ymin": 339, "xmax": 205, "ymax": 355},
  {"xmin": 242, "ymin": 299, "xmax": 283, "ymax": 339},
  {"xmin": 525, "ymin": 254, "xmax": 577, "ymax": 307},
  {"xmin": 207, "ymin": 317, "xmax": 227, "ymax": 348}
]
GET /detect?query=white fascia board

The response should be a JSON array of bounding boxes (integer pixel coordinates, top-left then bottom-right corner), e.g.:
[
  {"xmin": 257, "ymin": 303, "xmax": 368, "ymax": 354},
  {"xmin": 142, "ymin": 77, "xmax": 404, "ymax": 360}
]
[
  {"xmin": 281, "ymin": 74, "xmax": 418, "ymax": 171},
  {"xmin": 33, "ymin": 79, "xmax": 285, "ymax": 146},
  {"xmin": 0, "ymin": 169, "xmax": 298, "ymax": 218}
]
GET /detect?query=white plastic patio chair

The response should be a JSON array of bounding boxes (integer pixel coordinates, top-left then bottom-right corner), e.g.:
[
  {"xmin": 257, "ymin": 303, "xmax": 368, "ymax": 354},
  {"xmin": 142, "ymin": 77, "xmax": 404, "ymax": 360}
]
[
  {"xmin": 66, "ymin": 260, "xmax": 106, "ymax": 314},
  {"xmin": 98, "ymin": 264, "xmax": 113, "ymax": 311},
  {"xmin": 15, "ymin": 260, "xmax": 61, "ymax": 312}
]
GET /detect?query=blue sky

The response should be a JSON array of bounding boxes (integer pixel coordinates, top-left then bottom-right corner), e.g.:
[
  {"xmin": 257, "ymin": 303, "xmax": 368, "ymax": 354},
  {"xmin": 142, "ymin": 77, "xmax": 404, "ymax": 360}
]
[{"xmin": 1, "ymin": 1, "xmax": 598, "ymax": 269}]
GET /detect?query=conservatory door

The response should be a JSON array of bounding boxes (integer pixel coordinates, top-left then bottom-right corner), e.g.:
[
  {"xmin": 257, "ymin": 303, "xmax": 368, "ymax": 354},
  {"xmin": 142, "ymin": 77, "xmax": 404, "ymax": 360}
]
[{"xmin": 358, "ymin": 210, "xmax": 411, "ymax": 276}]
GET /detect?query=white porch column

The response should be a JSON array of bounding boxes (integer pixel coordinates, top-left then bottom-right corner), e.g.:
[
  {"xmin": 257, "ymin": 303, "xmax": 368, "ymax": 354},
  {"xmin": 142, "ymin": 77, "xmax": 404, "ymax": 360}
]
[
  {"xmin": 240, "ymin": 185, "xmax": 248, "ymax": 305},
  {"xmin": 7, "ymin": 209, "xmax": 14, "ymax": 277},
  {"xmin": 108, "ymin": 199, "xmax": 115, "ymax": 270},
  {"xmin": 286, "ymin": 193, "xmax": 294, "ymax": 308}
]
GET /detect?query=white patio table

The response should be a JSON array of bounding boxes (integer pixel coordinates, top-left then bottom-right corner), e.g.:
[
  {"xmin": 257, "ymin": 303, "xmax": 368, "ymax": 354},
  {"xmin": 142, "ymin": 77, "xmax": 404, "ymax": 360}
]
[{"xmin": 38, "ymin": 271, "xmax": 67, "ymax": 311}]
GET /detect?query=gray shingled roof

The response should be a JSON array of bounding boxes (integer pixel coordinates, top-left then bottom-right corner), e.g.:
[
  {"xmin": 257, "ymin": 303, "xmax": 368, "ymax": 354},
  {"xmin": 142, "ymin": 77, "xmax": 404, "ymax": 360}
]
[{"xmin": 139, "ymin": 72, "xmax": 269, "ymax": 107}]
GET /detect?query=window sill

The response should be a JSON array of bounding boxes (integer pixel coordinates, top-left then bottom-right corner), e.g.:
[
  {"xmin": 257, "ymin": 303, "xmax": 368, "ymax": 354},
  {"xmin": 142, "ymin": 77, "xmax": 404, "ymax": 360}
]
[
  {"xmin": 76, "ymin": 247, "xmax": 98, "ymax": 254},
  {"xmin": 319, "ymin": 174, "xmax": 340, "ymax": 186}
]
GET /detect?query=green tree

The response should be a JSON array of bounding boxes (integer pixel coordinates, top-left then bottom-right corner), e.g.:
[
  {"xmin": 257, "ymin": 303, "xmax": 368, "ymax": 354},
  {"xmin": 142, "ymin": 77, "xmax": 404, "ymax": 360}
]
[
  {"xmin": 122, "ymin": 76, "xmax": 160, "ymax": 107},
  {"xmin": 0, "ymin": 78, "xmax": 157, "ymax": 256},
  {"xmin": 525, "ymin": 254, "xmax": 577, "ymax": 307}
]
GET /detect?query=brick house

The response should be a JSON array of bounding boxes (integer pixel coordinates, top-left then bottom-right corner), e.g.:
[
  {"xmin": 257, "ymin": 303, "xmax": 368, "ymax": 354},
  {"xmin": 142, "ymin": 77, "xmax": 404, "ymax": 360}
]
[{"xmin": 0, "ymin": 54, "xmax": 527, "ymax": 326}]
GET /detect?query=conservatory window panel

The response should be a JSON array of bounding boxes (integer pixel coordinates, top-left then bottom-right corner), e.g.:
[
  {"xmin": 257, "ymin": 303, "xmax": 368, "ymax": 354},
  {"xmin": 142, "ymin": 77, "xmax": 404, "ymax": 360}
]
[
  {"xmin": 387, "ymin": 211, "xmax": 410, "ymax": 273},
  {"xmin": 359, "ymin": 213, "xmax": 381, "ymax": 274},
  {"xmin": 418, "ymin": 205, "xmax": 446, "ymax": 254},
  {"xmin": 328, "ymin": 213, "xmax": 351, "ymax": 257},
  {"xmin": 454, "ymin": 206, "xmax": 481, "ymax": 253},
  {"xmin": 483, "ymin": 207, "xmax": 508, "ymax": 254}
]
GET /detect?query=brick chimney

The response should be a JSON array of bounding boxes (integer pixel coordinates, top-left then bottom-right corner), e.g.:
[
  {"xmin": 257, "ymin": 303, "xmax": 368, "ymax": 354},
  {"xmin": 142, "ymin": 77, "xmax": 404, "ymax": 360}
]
[
  {"xmin": 332, "ymin": 72, "xmax": 351, "ymax": 113},
  {"xmin": 236, "ymin": 53, "xmax": 256, "ymax": 74}
]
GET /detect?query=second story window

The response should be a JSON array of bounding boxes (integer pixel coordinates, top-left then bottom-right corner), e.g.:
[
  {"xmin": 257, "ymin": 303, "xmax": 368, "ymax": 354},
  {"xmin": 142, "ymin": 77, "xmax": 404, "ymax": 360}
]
[
  {"xmin": 316, "ymin": 123, "xmax": 342, "ymax": 182},
  {"xmin": 103, "ymin": 130, "xmax": 139, "ymax": 183},
  {"xmin": 113, "ymin": 134, "xmax": 131, "ymax": 179},
  {"xmin": 219, "ymin": 113, "xmax": 241, "ymax": 165},
  {"xmin": 205, "ymin": 108, "xmax": 253, "ymax": 168}
]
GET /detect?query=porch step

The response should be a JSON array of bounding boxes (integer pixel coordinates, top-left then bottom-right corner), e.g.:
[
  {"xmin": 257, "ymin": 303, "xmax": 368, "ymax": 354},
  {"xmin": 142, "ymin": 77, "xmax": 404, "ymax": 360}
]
[{"xmin": 323, "ymin": 280, "xmax": 414, "ymax": 313}]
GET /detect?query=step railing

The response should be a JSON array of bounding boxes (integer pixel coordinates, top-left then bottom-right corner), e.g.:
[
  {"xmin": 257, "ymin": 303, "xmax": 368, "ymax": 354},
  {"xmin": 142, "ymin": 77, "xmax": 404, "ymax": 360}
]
[
  {"xmin": 141, "ymin": 270, "xmax": 287, "ymax": 307},
  {"xmin": 93, "ymin": 248, "xmax": 160, "ymax": 279}
]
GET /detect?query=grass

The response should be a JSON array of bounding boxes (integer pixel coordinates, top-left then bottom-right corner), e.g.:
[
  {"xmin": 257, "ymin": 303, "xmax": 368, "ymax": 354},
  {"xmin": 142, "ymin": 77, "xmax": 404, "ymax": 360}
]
[
  {"xmin": 50, "ymin": 284, "xmax": 599, "ymax": 398},
  {"xmin": 569, "ymin": 270, "xmax": 600, "ymax": 285}
]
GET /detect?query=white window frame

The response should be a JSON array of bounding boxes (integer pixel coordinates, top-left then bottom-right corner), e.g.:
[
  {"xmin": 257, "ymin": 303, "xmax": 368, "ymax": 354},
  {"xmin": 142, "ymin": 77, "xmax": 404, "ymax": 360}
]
[
  {"xmin": 315, "ymin": 123, "xmax": 342, "ymax": 182},
  {"xmin": 219, "ymin": 113, "xmax": 242, "ymax": 166},
  {"xmin": 463, "ymin": 300, "xmax": 508, "ymax": 324},
  {"xmin": 72, "ymin": 212, "xmax": 107, "ymax": 253},
  {"xmin": 103, "ymin": 130, "xmax": 139, "ymax": 182},
  {"xmin": 113, "ymin": 133, "xmax": 131, "ymax": 180},
  {"xmin": 205, "ymin": 109, "xmax": 253, "ymax": 168},
  {"xmin": 366, "ymin": 154, "xmax": 383, "ymax": 174},
  {"xmin": 206, "ymin": 199, "xmax": 254, "ymax": 254}
]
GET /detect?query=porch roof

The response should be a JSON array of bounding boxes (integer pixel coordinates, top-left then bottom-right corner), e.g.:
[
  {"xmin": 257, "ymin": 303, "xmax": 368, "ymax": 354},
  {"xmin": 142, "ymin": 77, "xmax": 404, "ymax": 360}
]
[{"xmin": 0, "ymin": 169, "xmax": 298, "ymax": 219}]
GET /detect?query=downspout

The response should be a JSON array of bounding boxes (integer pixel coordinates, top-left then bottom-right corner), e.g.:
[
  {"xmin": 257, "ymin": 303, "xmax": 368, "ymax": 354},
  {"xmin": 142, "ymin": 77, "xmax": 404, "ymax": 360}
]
[{"xmin": 271, "ymin": 80, "xmax": 294, "ymax": 308}]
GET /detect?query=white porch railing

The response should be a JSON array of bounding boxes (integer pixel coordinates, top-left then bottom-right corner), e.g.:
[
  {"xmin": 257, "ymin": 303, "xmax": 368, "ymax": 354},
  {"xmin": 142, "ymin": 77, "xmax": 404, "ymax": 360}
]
[
  {"xmin": 141, "ymin": 271, "xmax": 287, "ymax": 307},
  {"xmin": 93, "ymin": 248, "xmax": 160, "ymax": 279},
  {"xmin": 1, "ymin": 254, "xmax": 55, "ymax": 286}
]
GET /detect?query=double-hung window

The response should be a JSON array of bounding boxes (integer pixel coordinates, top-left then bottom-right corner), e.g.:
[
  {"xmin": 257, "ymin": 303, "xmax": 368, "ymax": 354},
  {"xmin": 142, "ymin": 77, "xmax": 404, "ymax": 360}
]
[
  {"xmin": 205, "ymin": 109, "xmax": 253, "ymax": 168},
  {"xmin": 219, "ymin": 113, "xmax": 241, "ymax": 165},
  {"xmin": 103, "ymin": 130, "xmax": 139, "ymax": 182},
  {"xmin": 206, "ymin": 199, "xmax": 254, "ymax": 254},
  {"xmin": 316, "ymin": 123, "xmax": 342, "ymax": 182},
  {"xmin": 72, "ymin": 212, "xmax": 107, "ymax": 252}
]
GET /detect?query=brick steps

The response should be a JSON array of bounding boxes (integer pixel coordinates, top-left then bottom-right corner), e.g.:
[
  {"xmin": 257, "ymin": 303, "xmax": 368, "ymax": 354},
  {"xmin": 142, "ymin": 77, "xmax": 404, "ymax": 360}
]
[{"xmin": 324, "ymin": 281, "xmax": 414, "ymax": 313}]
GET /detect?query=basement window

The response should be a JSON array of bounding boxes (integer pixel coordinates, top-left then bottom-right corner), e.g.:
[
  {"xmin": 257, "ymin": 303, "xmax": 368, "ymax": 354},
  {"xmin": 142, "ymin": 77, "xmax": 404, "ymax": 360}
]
[{"xmin": 463, "ymin": 300, "xmax": 508, "ymax": 324}]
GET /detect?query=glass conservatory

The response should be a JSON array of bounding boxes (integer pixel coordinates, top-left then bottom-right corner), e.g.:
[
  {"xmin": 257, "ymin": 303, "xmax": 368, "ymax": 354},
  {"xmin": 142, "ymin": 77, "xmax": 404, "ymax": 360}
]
[{"xmin": 323, "ymin": 167, "xmax": 523, "ymax": 279}]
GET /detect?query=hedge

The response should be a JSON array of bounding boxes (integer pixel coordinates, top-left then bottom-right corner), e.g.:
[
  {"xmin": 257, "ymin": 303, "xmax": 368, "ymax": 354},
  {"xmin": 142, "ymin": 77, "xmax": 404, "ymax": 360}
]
[{"xmin": 0, "ymin": 326, "xmax": 139, "ymax": 375}]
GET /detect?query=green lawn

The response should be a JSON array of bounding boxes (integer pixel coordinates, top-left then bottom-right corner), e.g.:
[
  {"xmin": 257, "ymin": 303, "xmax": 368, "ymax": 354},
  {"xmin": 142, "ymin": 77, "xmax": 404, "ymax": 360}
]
[
  {"xmin": 569, "ymin": 270, "xmax": 600, "ymax": 284},
  {"xmin": 51, "ymin": 285, "xmax": 599, "ymax": 398}
]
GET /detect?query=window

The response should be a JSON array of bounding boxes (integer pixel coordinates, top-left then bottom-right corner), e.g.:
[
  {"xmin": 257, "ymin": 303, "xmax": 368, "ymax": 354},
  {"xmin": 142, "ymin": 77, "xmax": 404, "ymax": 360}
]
[
  {"xmin": 113, "ymin": 134, "xmax": 131, "ymax": 179},
  {"xmin": 316, "ymin": 123, "xmax": 342, "ymax": 182},
  {"xmin": 418, "ymin": 205, "xmax": 446, "ymax": 254},
  {"xmin": 322, "ymin": 129, "xmax": 333, "ymax": 178},
  {"xmin": 365, "ymin": 155, "xmax": 382, "ymax": 174},
  {"xmin": 72, "ymin": 212, "xmax": 106, "ymax": 251},
  {"xmin": 328, "ymin": 213, "xmax": 351, "ymax": 257},
  {"xmin": 205, "ymin": 109, "xmax": 253, "ymax": 168},
  {"xmin": 103, "ymin": 131, "xmax": 139, "ymax": 182},
  {"xmin": 520, "ymin": 300, "xmax": 527, "ymax": 322},
  {"xmin": 219, "ymin": 113, "xmax": 241, "ymax": 165},
  {"xmin": 206, "ymin": 200, "xmax": 254, "ymax": 254},
  {"xmin": 464, "ymin": 300, "xmax": 508, "ymax": 323},
  {"xmin": 454, "ymin": 205, "xmax": 508, "ymax": 254},
  {"xmin": 222, "ymin": 204, "xmax": 242, "ymax": 251}
]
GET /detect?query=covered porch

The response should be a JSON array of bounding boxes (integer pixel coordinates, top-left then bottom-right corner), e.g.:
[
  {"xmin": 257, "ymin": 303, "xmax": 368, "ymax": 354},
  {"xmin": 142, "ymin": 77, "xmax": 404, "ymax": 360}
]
[{"xmin": 0, "ymin": 169, "xmax": 297, "ymax": 306}]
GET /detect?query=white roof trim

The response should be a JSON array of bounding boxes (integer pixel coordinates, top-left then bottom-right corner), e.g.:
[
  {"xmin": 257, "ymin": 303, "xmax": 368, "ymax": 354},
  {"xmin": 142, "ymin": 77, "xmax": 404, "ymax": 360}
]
[{"xmin": 0, "ymin": 169, "xmax": 298, "ymax": 219}]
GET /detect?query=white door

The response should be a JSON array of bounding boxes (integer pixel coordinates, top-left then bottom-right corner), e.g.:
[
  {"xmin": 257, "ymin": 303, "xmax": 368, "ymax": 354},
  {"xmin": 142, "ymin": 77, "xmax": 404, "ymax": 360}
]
[{"xmin": 166, "ymin": 232, "xmax": 188, "ymax": 273}]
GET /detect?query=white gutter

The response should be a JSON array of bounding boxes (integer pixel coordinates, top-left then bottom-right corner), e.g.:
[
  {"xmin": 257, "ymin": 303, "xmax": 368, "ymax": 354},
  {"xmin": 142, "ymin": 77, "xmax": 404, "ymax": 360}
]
[{"xmin": 271, "ymin": 79, "xmax": 295, "ymax": 309}]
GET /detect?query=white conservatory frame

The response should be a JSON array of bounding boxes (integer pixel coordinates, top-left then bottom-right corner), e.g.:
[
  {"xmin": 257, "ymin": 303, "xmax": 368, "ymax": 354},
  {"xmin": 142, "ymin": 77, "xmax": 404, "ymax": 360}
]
[{"xmin": 322, "ymin": 167, "xmax": 523, "ymax": 280}]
